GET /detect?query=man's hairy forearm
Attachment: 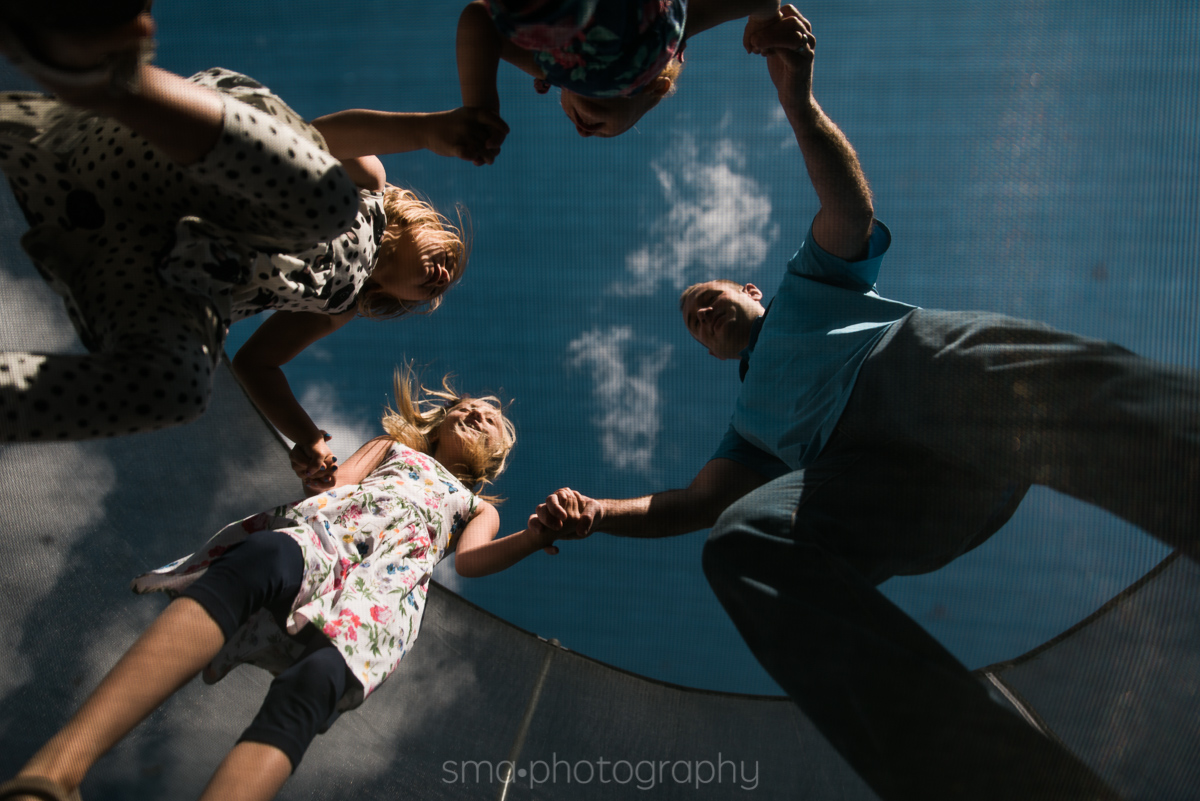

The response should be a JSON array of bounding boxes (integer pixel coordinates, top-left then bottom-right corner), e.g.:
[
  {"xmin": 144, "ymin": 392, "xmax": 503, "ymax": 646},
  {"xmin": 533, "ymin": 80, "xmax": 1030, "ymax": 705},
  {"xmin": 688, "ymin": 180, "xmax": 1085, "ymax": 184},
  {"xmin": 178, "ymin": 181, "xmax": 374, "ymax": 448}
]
[
  {"xmin": 597, "ymin": 490, "xmax": 721, "ymax": 539},
  {"xmin": 786, "ymin": 97, "xmax": 873, "ymax": 225}
]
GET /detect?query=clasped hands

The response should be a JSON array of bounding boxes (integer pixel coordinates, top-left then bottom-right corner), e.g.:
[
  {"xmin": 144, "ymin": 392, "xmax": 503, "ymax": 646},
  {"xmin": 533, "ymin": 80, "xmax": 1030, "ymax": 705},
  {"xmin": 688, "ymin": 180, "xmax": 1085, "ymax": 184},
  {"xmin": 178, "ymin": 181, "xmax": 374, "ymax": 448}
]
[
  {"xmin": 426, "ymin": 106, "xmax": 509, "ymax": 166},
  {"xmin": 743, "ymin": 5, "xmax": 816, "ymax": 106},
  {"xmin": 291, "ymin": 430, "xmax": 338, "ymax": 490},
  {"xmin": 527, "ymin": 487, "xmax": 602, "ymax": 555}
]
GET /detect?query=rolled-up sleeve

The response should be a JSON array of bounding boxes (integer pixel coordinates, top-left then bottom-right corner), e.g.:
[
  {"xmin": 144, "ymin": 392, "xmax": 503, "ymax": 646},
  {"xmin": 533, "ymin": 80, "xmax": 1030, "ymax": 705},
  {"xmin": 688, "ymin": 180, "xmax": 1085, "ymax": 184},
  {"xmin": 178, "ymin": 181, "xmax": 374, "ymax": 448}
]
[{"xmin": 787, "ymin": 219, "xmax": 892, "ymax": 291}]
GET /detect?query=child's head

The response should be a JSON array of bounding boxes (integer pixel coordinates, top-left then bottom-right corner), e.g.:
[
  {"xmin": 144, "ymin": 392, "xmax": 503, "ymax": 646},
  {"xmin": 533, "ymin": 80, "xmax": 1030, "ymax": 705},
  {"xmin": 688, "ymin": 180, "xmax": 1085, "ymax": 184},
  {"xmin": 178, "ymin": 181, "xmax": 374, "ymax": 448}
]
[
  {"xmin": 382, "ymin": 366, "xmax": 516, "ymax": 496},
  {"xmin": 357, "ymin": 187, "xmax": 470, "ymax": 319},
  {"xmin": 558, "ymin": 55, "xmax": 683, "ymax": 138}
]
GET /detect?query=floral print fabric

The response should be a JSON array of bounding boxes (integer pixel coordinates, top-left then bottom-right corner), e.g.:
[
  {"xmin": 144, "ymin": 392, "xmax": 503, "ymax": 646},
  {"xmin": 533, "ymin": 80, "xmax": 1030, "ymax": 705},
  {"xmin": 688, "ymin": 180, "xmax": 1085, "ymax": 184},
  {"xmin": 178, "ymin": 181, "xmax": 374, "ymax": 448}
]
[
  {"xmin": 132, "ymin": 443, "xmax": 477, "ymax": 709},
  {"xmin": 487, "ymin": 0, "xmax": 688, "ymax": 98}
]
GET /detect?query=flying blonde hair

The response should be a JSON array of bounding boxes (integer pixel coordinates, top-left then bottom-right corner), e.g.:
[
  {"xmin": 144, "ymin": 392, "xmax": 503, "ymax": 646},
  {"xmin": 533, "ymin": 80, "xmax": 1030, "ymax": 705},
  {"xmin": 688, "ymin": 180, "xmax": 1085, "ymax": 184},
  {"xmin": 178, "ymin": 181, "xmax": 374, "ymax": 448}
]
[
  {"xmin": 356, "ymin": 186, "xmax": 471, "ymax": 320},
  {"xmin": 381, "ymin": 364, "xmax": 514, "ymax": 502},
  {"xmin": 659, "ymin": 53, "xmax": 684, "ymax": 97}
]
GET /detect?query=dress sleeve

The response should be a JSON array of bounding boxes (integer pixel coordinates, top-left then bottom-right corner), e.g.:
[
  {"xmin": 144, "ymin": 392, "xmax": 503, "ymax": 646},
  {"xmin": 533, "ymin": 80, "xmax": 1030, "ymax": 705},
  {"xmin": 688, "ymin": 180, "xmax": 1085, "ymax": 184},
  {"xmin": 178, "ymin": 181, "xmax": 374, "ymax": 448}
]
[{"xmin": 786, "ymin": 219, "xmax": 892, "ymax": 291}]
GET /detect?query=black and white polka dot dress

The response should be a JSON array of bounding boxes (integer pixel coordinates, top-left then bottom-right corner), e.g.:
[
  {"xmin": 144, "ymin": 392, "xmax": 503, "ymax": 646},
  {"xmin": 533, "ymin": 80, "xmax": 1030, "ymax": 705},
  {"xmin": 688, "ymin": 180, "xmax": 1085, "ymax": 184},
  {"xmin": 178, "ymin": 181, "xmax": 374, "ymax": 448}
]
[{"xmin": 0, "ymin": 69, "xmax": 386, "ymax": 442}]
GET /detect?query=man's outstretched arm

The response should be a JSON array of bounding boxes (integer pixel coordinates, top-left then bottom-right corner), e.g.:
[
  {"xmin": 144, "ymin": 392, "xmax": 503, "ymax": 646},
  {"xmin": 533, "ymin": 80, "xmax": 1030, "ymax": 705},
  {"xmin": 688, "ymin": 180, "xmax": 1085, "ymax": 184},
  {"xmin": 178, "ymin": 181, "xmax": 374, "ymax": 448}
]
[
  {"xmin": 529, "ymin": 459, "xmax": 769, "ymax": 541},
  {"xmin": 747, "ymin": 6, "xmax": 874, "ymax": 260}
]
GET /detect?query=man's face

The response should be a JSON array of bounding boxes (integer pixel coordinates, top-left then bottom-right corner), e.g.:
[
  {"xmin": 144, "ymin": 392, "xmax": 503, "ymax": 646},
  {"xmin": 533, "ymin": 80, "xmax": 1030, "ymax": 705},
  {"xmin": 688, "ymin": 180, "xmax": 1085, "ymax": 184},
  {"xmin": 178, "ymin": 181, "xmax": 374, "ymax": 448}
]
[{"xmin": 679, "ymin": 281, "xmax": 766, "ymax": 360}]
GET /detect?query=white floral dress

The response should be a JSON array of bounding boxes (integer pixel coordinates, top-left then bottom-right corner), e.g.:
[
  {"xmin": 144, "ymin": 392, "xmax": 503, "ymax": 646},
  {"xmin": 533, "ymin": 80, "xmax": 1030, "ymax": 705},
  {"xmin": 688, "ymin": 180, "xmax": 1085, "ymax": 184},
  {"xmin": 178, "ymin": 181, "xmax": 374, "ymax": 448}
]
[{"xmin": 133, "ymin": 443, "xmax": 477, "ymax": 709}]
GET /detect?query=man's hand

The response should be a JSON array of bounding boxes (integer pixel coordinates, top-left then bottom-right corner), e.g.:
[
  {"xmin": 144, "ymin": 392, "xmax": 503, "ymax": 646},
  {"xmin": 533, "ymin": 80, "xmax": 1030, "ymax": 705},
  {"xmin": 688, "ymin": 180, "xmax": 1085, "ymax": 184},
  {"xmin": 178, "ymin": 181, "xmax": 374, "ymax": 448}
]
[
  {"xmin": 424, "ymin": 107, "xmax": 510, "ymax": 166},
  {"xmin": 529, "ymin": 488, "xmax": 602, "ymax": 554},
  {"xmin": 745, "ymin": 5, "xmax": 815, "ymax": 109},
  {"xmin": 746, "ymin": 6, "xmax": 872, "ymax": 259},
  {"xmin": 291, "ymin": 431, "xmax": 338, "ymax": 489}
]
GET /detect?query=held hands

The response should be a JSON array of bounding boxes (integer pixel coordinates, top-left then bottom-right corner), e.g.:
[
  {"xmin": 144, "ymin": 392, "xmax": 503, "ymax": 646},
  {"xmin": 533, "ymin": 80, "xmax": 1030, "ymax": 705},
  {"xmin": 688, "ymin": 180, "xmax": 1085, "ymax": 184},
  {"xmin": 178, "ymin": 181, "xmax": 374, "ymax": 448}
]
[
  {"xmin": 425, "ymin": 107, "xmax": 510, "ymax": 166},
  {"xmin": 743, "ymin": 5, "xmax": 816, "ymax": 104},
  {"xmin": 290, "ymin": 430, "xmax": 338, "ymax": 489},
  {"xmin": 528, "ymin": 488, "xmax": 602, "ymax": 555}
]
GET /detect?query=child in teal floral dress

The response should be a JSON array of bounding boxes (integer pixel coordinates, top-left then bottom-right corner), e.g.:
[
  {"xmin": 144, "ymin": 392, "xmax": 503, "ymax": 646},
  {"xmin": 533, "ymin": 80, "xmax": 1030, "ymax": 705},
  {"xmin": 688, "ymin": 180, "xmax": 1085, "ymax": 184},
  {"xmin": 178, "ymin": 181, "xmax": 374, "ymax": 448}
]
[
  {"xmin": 456, "ymin": 0, "xmax": 780, "ymax": 149},
  {"xmin": 1, "ymin": 369, "xmax": 582, "ymax": 801}
]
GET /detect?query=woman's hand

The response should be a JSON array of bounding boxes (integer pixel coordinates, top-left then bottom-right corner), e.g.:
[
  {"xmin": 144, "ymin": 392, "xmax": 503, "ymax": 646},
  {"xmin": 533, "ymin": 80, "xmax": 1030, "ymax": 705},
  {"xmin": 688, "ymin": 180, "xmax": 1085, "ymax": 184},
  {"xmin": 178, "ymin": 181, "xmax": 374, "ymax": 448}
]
[
  {"xmin": 425, "ymin": 107, "xmax": 510, "ymax": 165},
  {"xmin": 290, "ymin": 431, "xmax": 338, "ymax": 489}
]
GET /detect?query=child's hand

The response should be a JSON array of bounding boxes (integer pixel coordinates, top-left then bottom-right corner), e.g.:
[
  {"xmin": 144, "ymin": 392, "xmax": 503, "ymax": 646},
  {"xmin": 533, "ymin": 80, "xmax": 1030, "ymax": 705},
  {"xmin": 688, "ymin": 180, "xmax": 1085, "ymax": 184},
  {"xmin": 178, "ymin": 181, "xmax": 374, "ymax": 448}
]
[
  {"xmin": 529, "ymin": 488, "xmax": 601, "ymax": 554},
  {"xmin": 745, "ymin": 5, "xmax": 815, "ymax": 105},
  {"xmin": 425, "ymin": 107, "xmax": 510, "ymax": 166},
  {"xmin": 742, "ymin": 5, "xmax": 778, "ymax": 54},
  {"xmin": 744, "ymin": 5, "xmax": 812, "ymax": 57},
  {"xmin": 291, "ymin": 431, "xmax": 338, "ymax": 489}
]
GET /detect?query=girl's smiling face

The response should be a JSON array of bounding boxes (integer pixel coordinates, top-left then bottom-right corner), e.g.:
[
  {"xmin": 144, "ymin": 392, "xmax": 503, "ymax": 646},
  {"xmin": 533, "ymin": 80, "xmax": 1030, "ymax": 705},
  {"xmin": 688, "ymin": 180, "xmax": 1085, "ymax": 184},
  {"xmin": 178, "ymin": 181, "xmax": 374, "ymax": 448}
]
[
  {"xmin": 558, "ymin": 74, "xmax": 674, "ymax": 138},
  {"xmin": 432, "ymin": 399, "xmax": 506, "ymax": 473},
  {"xmin": 372, "ymin": 228, "xmax": 455, "ymax": 303}
]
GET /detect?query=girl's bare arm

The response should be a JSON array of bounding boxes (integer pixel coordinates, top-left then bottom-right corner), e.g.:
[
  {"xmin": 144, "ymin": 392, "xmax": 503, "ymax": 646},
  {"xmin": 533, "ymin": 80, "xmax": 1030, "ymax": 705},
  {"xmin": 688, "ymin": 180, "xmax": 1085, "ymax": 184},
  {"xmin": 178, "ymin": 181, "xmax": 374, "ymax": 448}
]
[
  {"xmin": 311, "ymin": 107, "xmax": 509, "ymax": 168},
  {"xmin": 231, "ymin": 309, "xmax": 357, "ymax": 484},
  {"xmin": 457, "ymin": 0, "xmax": 505, "ymax": 111},
  {"xmin": 454, "ymin": 502, "xmax": 574, "ymax": 577}
]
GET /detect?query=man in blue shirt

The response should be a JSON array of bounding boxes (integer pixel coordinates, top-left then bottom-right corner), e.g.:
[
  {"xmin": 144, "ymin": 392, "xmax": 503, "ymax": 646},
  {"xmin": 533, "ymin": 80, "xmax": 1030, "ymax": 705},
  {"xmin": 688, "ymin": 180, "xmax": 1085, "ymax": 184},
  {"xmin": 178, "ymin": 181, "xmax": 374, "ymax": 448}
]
[{"xmin": 532, "ymin": 7, "xmax": 1198, "ymax": 800}]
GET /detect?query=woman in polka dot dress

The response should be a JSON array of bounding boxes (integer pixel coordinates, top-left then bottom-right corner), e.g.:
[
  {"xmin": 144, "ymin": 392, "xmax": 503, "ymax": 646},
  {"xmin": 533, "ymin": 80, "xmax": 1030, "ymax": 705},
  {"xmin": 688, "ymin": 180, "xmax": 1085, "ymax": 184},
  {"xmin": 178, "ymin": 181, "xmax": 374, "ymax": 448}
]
[
  {"xmin": 0, "ymin": 13, "xmax": 510, "ymax": 485},
  {"xmin": 0, "ymin": 368, "xmax": 586, "ymax": 801}
]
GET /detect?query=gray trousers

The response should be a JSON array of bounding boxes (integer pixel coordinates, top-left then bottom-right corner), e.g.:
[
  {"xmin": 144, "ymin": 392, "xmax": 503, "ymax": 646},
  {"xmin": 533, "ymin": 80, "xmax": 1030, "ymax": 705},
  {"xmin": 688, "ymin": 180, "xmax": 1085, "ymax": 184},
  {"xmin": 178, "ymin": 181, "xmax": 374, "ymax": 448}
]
[{"xmin": 704, "ymin": 309, "xmax": 1200, "ymax": 800}]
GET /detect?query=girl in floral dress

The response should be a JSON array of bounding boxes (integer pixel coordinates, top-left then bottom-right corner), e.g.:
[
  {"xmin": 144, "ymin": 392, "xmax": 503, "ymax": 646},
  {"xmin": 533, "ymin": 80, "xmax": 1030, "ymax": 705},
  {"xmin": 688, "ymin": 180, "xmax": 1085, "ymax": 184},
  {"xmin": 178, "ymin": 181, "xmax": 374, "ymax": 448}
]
[
  {"xmin": 0, "ymin": 11, "xmax": 508, "ymax": 486},
  {"xmin": 455, "ymin": 0, "xmax": 779, "ymax": 147},
  {"xmin": 0, "ymin": 369, "xmax": 579, "ymax": 801}
]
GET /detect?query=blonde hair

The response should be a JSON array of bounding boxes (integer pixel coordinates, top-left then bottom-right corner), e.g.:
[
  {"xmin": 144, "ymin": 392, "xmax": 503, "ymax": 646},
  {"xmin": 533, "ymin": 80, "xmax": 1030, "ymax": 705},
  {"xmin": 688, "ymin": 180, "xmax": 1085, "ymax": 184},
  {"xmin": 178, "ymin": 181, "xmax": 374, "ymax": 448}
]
[
  {"xmin": 658, "ymin": 54, "xmax": 684, "ymax": 98},
  {"xmin": 356, "ymin": 186, "xmax": 471, "ymax": 320},
  {"xmin": 381, "ymin": 365, "xmax": 515, "ymax": 502}
]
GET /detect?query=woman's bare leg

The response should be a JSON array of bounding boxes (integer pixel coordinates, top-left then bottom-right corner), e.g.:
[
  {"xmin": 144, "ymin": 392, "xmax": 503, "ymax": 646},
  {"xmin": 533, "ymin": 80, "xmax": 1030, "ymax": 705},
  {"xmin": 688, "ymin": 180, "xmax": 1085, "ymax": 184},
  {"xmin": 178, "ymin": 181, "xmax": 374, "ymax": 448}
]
[{"xmin": 14, "ymin": 598, "xmax": 225, "ymax": 794}]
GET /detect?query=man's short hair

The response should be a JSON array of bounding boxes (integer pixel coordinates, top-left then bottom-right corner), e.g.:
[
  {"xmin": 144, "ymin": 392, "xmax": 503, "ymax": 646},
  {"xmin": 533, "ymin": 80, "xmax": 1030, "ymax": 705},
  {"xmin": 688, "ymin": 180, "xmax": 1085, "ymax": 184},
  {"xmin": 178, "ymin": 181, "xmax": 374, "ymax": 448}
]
[{"xmin": 679, "ymin": 279, "xmax": 745, "ymax": 311}]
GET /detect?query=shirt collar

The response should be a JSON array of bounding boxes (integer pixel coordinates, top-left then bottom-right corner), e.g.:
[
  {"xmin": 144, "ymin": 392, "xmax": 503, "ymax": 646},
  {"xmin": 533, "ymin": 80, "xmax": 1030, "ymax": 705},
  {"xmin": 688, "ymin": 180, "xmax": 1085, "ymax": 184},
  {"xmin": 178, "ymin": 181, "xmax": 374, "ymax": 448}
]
[{"xmin": 738, "ymin": 300, "xmax": 772, "ymax": 382}]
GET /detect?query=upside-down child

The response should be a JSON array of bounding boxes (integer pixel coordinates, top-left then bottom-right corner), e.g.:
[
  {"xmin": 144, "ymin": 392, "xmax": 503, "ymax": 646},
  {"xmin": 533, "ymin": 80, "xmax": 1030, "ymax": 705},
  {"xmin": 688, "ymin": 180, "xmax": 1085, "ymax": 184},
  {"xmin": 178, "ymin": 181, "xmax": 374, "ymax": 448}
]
[
  {"xmin": 0, "ymin": 367, "xmax": 583, "ymax": 801},
  {"xmin": 0, "ymin": 11, "xmax": 508, "ymax": 487},
  {"xmin": 455, "ymin": 0, "xmax": 779, "ymax": 149}
]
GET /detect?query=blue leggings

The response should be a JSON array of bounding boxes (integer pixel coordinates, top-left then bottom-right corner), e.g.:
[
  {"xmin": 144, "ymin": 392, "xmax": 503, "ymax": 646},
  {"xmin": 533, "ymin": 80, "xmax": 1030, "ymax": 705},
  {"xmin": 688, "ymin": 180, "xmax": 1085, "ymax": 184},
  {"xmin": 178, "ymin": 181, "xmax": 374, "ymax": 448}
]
[{"xmin": 180, "ymin": 531, "xmax": 350, "ymax": 771}]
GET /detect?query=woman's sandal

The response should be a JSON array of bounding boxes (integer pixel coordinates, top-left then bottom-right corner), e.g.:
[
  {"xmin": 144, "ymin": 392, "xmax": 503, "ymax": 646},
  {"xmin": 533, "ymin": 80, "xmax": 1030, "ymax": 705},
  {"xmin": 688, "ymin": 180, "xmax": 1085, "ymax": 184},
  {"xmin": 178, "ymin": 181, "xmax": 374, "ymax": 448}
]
[
  {"xmin": 0, "ymin": 776, "xmax": 82, "ymax": 801},
  {"xmin": 0, "ymin": 16, "xmax": 154, "ymax": 97}
]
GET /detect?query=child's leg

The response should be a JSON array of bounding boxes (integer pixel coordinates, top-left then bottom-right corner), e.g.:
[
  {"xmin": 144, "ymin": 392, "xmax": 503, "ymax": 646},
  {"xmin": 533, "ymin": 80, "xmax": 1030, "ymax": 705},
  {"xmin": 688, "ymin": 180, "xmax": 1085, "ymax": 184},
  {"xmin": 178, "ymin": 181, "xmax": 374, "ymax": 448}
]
[
  {"xmin": 0, "ymin": 294, "xmax": 221, "ymax": 442},
  {"xmin": 200, "ymin": 645, "xmax": 351, "ymax": 801},
  {"xmin": 8, "ymin": 17, "xmax": 360, "ymax": 238},
  {"xmin": 15, "ymin": 531, "xmax": 306, "ymax": 795},
  {"xmin": 16, "ymin": 597, "xmax": 225, "ymax": 794},
  {"xmin": 79, "ymin": 64, "xmax": 225, "ymax": 166},
  {"xmin": 199, "ymin": 743, "xmax": 292, "ymax": 801},
  {"xmin": 3, "ymin": 13, "xmax": 220, "ymax": 163},
  {"xmin": 0, "ymin": 65, "xmax": 362, "ymax": 442}
]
